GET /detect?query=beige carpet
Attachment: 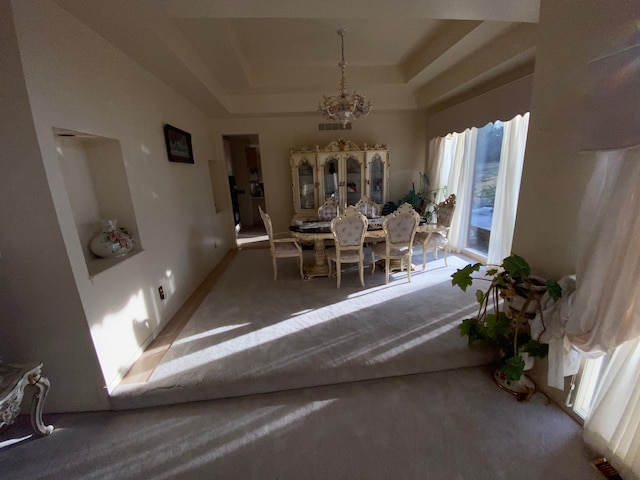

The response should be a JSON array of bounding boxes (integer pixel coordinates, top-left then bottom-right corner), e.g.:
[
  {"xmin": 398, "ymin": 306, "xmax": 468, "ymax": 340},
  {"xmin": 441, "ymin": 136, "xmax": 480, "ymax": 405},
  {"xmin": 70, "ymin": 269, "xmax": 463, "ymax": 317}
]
[
  {"xmin": 111, "ymin": 249, "xmax": 496, "ymax": 410},
  {"xmin": 4, "ymin": 249, "xmax": 603, "ymax": 480}
]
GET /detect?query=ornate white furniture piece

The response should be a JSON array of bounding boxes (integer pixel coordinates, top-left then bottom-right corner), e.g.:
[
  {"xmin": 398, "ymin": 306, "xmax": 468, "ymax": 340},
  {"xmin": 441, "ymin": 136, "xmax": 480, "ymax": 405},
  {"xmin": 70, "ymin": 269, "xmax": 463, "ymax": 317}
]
[
  {"xmin": 354, "ymin": 195, "xmax": 381, "ymax": 219},
  {"xmin": 0, "ymin": 362, "xmax": 53, "ymax": 436},
  {"xmin": 290, "ymin": 219, "xmax": 384, "ymax": 279},
  {"xmin": 317, "ymin": 198, "xmax": 340, "ymax": 221},
  {"xmin": 371, "ymin": 203, "xmax": 421, "ymax": 284},
  {"xmin": 325, "ymin": 206, "xmax": 368, "ymax": 288},
  {"xmin": 259, "ymin": 206, "xmax": 304, "ymax": 280},
  {"xmin": 290, "ymin": 140, "xmax": 389, "ymax": 220},
  {"xmin": 414, "ymin": 194, "xmax": 456, "ymax": 269}
]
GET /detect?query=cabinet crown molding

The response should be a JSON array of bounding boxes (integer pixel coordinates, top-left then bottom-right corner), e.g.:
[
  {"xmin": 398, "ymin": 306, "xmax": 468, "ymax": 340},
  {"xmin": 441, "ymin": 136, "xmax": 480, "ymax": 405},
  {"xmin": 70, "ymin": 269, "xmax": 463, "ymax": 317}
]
[{"xmin": 290, "ymin": 139, "xmax": 388, "ymax": 155}]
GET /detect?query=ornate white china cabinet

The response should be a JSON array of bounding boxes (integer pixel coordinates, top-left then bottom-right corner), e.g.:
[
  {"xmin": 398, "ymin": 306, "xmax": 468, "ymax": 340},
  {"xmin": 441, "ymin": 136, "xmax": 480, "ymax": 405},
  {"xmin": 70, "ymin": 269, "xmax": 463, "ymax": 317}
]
[{"xmin": 290, "ymin": 139, "xmax": 389, "ymax": 220}]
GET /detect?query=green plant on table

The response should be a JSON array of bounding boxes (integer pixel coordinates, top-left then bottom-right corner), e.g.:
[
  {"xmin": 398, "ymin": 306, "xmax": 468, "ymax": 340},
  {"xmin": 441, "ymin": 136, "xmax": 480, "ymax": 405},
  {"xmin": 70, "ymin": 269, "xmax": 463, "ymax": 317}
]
[{"xmin": 451, "ymin": 254, "xmax": 563, "ymax": 385}]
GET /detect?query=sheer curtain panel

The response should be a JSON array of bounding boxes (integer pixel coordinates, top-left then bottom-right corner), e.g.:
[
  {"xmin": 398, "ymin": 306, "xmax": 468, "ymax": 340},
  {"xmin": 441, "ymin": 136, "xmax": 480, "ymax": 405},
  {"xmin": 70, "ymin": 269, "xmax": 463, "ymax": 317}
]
[
  {"xmin": 572, "ymin": 145, "xmax": 640, "ymax": 480},
  {"xmin": 487, "ymin": 113, "xmax": 530, "ymax": 265},
  {"xmin": 446, "ymin": 129, "xmax": 477, "ymax": 253}
]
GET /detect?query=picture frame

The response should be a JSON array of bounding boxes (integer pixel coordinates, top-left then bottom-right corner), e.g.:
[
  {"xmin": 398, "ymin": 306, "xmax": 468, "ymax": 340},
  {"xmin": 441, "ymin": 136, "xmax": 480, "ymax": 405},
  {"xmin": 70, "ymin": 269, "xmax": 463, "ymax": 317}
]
[{"xmin": 163, "ymin": 124, "xmax": 194, "ymax": 164}]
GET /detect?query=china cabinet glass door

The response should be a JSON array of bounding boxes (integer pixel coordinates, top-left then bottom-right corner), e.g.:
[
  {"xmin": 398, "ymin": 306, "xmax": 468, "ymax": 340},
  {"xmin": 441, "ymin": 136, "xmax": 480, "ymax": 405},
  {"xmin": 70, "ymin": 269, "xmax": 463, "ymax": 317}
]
[
  {"xmin": 344, "ymin": 153, "xmax": 364, "ymax": 207},
  {"xmin": 320, "ymin": 154, "xmax": 340, "ymax": 202},
  {"xmin": 297, "ymin": 160, "xmax": 316, "ymax": 210},
  {"xmin": 367, "ymin": 152, "xmax": 386, "ymax": 205}
]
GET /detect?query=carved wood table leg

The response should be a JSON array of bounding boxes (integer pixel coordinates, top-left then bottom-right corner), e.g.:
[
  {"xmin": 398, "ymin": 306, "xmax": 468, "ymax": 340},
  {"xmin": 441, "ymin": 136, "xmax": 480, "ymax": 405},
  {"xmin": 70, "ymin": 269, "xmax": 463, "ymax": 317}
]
[
  {"xmin": 0, "ymin": 362, "xmax": 53, "ymax": 436},
  {"xmin": 29, "ymin": 371, "xmax": 53, "ymax": 435},
  {"xmin": 303, "ymin": 237, "xmax": 330, "ymax": 278}
]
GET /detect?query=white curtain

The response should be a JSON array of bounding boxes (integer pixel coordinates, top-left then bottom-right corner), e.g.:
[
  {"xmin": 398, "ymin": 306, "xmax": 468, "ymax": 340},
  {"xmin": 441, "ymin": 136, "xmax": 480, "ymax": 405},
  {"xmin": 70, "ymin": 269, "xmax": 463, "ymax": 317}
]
[
  {"xmin": 446, "ymin": 129, "xmax": 477, "ymax": 252},
  {"xmin": 427, "ymin": 134, "xmax": 453, "ymax": 199},
  {"xmin": 584, "ymin": 337, "xmax": 640, "ymax": 480},
  {"xmin": 571, "ymin": 145, "xmax": 640, "ymax": 480},
  {"xmin": 486, "ymin": 113, "xmax": 530, "ymax": 265},
  {"xmin": 567, "ymin": 145, "xmax": 640, "ymax": 353}
]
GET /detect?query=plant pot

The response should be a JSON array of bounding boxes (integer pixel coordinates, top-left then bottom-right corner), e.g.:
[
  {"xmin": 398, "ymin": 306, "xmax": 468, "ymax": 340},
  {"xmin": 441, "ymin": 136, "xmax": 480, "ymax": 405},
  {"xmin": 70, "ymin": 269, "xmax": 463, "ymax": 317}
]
[{"xmin": 507, "ymin": 275, "xmax": 547, "ymax": 320}]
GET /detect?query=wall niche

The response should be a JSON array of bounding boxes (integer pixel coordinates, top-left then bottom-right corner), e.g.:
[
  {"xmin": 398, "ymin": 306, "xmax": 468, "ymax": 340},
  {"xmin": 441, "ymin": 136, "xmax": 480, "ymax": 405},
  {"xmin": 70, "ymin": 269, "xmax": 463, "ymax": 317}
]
[{"xmin": 54, "ymin": 128, "xmax": 142, "ymax": 277}]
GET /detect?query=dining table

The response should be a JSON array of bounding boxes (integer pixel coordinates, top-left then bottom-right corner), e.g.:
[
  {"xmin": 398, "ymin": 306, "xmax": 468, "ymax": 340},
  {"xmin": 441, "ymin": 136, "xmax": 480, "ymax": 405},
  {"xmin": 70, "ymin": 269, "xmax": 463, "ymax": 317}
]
[{"xmin": 289, "ymin": 218, "xmax": 440, "ymax": 279}]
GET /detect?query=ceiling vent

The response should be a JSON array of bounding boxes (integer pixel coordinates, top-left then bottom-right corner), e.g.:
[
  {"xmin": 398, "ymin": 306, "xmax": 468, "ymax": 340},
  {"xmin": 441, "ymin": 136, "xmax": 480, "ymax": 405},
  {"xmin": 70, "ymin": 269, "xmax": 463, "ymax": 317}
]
[{"xmin": 318, "ymin": 122, "xmax": 352, "ymax": 131}]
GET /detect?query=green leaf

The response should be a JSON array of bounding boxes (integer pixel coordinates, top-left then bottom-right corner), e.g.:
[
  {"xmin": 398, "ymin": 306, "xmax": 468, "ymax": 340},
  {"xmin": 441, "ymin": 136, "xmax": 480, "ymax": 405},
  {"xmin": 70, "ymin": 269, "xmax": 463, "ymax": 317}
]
[
  {"xmin": 485, "ymin": 312, "xmax": 511, "ymax": 343},
  {"xmin": 475, "ymin": 289, "xmax": 485, "ymax": 305},
  {"xmin": 521, "ymin": 340, "xmax": 549, "ymax": 358},
  {"xmin": 459, "ymin": 318, "xmax": 483, "ymax": 344},
  {"xmin": 501, "ymin": 254, "xmax": 531, "ymax": 279},
  {"xmin": 451, "ymin": 263, "xmax": 482, "ymax": 291},
  {"xmin": 545, "ymin": 280, "xmax": 563, "ymax": 302},
  {"xmin": 486, "ymin": 268, "xmax": 499, "ymax": 276},
  {"xmin": 502, "ymin": 355, "xmax": 526, "ymax": 383}
]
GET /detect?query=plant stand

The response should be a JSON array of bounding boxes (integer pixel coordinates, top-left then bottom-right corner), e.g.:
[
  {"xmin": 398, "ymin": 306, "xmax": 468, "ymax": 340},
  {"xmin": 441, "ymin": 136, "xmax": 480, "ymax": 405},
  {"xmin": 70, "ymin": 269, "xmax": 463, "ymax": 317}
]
[{"xmin": 492, "ymin": 370, "xmax": 536, "ymax": 402}]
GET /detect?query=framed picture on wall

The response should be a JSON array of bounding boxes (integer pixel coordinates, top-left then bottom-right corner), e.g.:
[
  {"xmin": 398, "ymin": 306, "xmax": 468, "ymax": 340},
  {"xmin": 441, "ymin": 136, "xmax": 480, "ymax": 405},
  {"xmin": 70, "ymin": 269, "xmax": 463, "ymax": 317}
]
[{"xmin": 163, "ymin": 124, "xmax": 194, "ymax": 164}]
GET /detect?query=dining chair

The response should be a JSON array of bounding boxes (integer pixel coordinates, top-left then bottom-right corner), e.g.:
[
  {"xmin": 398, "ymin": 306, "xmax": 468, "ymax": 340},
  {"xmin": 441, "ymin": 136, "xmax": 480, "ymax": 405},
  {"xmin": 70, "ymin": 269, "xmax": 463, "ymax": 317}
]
[
  {"xmin": 354, "ymin": 196, "xmax": 381, "ymax": 219},
  {"xmin": 371, "ymin": 202, "xmax": 420, "ymax": 284},
  {"xmin": 325, "ymin": 206, "xmax": 368, "ymax": 288},
  {"xmin": 414, "ymin": 193, "xmax": 456, "ymax": 269},
  {"xmin": 259, "ymin": 206, "xmax": 304, "ymax": 280},
  {"xmin": 317, "ymin": 198, "xmax": 339, "ymax": 221}
]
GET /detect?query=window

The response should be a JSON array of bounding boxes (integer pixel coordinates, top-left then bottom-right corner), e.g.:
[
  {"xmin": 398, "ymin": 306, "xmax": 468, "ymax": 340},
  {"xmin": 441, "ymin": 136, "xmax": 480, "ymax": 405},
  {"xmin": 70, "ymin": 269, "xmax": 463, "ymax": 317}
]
[
  {"xmin": 429, "ymin": 113, "xmax": 529, "ymax": 264},
  {"xmin": 572, "ymin": 356, "xmax": 605, "ymax": 420},
  {"xmin": 467, "ymin": 121, "xmax": 503, "ymax": 255}
]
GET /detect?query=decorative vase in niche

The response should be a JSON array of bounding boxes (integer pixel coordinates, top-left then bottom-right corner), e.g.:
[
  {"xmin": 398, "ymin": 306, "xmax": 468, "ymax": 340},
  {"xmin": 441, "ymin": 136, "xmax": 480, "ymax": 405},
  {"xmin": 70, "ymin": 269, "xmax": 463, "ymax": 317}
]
[{"xmin": 90, "ymin": 219, "xmax": 134, "ymax": 258}]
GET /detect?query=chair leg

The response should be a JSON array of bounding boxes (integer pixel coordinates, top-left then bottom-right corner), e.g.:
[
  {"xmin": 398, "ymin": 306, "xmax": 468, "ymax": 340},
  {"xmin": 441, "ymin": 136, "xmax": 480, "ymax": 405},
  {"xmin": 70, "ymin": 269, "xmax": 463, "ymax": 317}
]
[
  {"xmin": 272, "ymin": 256, "xmax": 278, "ymax": 280},
  {"xmin": 359, "ymin": 259, "xmax": 364, "ymax": 287},
  {"xmin": 422, "ymin": 246, "xmax": 427, "ymax": 270},
  {"xmin": 299, "ymin": 255, "xmax": 304, "ymax": 279},
  {"xmin": 336, "ymin": 261, "xmax": 341, "ymax": 289},
  {"xmin": 371, "ymin": 252, "xmax": 376, "ymax": 274},
  {"xmin": 385, "ymin": 258, "xmax": 390, "ymax": 284},
  {"xmin": 443, "ymin": 246, "xmax": 448, "ymax": 267},
  {"xmin": 407, "ymin": 253, "xmax": 412, "ymax": 283}
]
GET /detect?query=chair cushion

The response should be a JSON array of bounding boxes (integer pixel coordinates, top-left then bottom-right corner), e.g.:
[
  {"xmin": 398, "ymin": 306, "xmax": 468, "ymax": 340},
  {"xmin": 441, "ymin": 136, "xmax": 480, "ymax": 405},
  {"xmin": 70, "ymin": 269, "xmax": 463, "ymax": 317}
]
[
  {"xmin": 414, "ymin": 231, "xmax": 431, "ymax": 243},
  {"xmin": 371, "ymin": 242, "xmax": 410, "ymax": 257},
  {"xmin": 335, "ymin": 218, "xmax": 366, "ymax": 246},
  {"xmin": 274, "ymin": 242, "xmax": 301, "ymax": 255},
  {"xmin": 426, "ymin": 232, "xmax": 448, "ymax": 246},
  {"xmin": 387, "ymin": 216, "xmax": 417, "ymax": 243},
  {"xmin": 326, "ymin": 248, "xmax": 362, "ymax": 262}
]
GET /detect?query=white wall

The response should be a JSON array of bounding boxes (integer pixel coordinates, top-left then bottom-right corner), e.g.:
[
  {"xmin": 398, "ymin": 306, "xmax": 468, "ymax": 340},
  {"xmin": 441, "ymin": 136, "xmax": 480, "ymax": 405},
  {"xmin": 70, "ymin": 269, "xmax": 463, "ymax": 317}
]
[
  {"xmin": 3, "ymin": 0, "xmax": 234, "ymax": 411},
  {"xmin": 513, "ymin": 0, "xmax": 640, "ymax": 280},
  {"xmin": 0, "ymin": 0, "xmax": 109, "ymax": 412},
  {"xmin": 212, "ymin": 111, "xmax": 428, "ymax": 232},
  {"xmin": 514, "ymin": 0, "xmax": 640, "ymax": 408}
]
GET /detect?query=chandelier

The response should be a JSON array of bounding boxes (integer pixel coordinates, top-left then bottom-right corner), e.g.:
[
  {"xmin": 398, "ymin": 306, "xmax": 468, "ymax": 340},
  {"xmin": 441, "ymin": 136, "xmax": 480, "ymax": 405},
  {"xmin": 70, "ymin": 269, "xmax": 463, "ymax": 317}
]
[{"xmin": 318, "ymin": 29, "xmax": 372, "ymax": 126}]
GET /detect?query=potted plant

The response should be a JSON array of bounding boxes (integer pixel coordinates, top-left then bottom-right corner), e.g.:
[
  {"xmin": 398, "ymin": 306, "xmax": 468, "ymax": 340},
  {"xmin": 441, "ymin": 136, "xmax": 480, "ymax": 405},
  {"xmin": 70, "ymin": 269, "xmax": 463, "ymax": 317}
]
[
  {"xmin": 451, "ymin": 254, "xmax": 562, "ymax": 399},
  {"xmin": 382, "ymin": 173, "xmax": 447, "ymax": 221}
]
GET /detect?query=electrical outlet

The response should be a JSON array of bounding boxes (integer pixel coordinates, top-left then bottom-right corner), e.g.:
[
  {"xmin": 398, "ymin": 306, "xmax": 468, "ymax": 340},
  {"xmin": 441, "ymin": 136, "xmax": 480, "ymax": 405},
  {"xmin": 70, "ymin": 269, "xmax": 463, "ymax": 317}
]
[{"xmin": 158, "ymin": 286, "xmax": 165, "ymax": 300}]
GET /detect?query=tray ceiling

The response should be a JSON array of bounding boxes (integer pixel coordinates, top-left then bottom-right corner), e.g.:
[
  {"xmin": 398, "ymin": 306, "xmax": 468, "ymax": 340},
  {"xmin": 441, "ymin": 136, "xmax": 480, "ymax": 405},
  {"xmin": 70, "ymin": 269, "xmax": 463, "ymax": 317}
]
[{"xmin": 53, "ymin": 0, "xmax": 539, "ymax": 118}]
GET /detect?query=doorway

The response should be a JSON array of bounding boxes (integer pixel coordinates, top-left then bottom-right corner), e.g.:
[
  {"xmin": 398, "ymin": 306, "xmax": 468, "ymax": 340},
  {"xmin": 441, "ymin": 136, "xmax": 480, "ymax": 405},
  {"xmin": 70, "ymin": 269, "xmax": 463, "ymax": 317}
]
[{"xmin": 222, "ymin": 134, "xmax": 268, "ymax": 248}]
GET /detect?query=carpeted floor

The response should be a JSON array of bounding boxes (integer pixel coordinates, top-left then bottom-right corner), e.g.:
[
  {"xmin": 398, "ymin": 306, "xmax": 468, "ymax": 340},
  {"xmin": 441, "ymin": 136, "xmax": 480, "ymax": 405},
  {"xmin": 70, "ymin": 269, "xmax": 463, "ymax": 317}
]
[
  {"xmin": 111, "ymin": 249, "xmax": 496, "ymax": 409},
  {"xmin": 1, "ymin": 248, "xmax": 605, "ymax": 480}
]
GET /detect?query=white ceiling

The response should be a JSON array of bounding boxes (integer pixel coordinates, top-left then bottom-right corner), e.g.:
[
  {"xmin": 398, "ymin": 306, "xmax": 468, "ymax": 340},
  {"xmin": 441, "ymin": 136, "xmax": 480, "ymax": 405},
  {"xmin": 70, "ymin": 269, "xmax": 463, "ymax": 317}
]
[{"xmin": 53, "ymin": 0, "xmax": 539, "ymax": 118}]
